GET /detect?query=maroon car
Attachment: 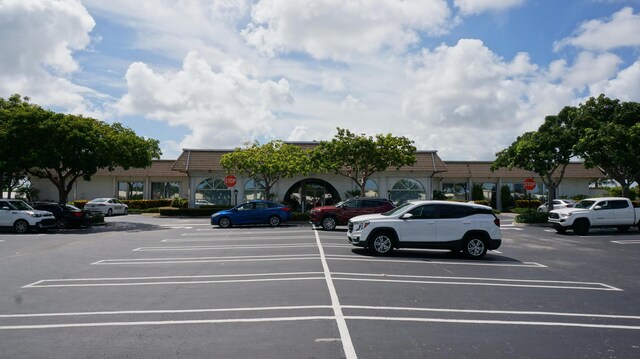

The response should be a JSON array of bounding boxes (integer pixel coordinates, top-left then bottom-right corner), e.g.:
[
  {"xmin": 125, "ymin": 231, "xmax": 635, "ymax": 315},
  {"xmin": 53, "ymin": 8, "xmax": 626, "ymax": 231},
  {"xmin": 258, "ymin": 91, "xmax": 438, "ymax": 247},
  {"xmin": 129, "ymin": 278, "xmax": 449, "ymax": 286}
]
[{"xmin": 309, "ymin": 198, "xmax": 395, "ymax": 230}]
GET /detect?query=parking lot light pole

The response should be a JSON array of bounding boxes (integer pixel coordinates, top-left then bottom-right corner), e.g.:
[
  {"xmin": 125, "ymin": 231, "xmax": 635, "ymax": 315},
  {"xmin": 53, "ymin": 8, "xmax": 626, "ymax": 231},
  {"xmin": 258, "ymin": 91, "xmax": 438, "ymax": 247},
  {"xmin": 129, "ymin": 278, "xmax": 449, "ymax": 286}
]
[{"xmin": 234, "ymin": 189, "xmax": 238, "ymax": 205}]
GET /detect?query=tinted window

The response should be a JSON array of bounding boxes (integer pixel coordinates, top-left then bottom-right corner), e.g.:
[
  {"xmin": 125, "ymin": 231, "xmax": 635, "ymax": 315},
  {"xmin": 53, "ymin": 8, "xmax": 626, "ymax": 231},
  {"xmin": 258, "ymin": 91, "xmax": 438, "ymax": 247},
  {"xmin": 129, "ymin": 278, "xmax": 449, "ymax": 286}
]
[
  {"xmin": 439, "ymin": 204, "xmax": 474, "ymax": 219},
  {"xmin": 611, "ymin": 200, "xmax": 629, "ymax": 209},
  {"xmin": 408, "ymin": 205, "xmax": 436, "ymax": 219},
  {"xmin": 255, "ymin": 202, "xmax": 268, "ymax": 210},
  {"xmin": 344, "ymin": 200, "xmax": 361, "ymax": 208}
]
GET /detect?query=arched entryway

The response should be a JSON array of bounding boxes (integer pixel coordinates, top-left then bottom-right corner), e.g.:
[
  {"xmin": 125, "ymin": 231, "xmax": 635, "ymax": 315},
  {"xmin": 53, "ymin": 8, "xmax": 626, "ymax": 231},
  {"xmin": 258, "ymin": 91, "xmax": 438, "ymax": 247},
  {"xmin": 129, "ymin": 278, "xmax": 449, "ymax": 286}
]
[{"xmin": 283, "ymin": 179, "xmax": 340, "ymax": 212}]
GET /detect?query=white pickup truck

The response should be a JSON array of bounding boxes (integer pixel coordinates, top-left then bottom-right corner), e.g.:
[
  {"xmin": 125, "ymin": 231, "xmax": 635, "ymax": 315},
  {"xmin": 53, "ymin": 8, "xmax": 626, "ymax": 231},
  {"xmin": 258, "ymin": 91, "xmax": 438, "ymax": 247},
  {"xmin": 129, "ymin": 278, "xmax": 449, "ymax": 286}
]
[{"xmin": 548, "ymin": 197, "xmax": 640, "ymax": 235}]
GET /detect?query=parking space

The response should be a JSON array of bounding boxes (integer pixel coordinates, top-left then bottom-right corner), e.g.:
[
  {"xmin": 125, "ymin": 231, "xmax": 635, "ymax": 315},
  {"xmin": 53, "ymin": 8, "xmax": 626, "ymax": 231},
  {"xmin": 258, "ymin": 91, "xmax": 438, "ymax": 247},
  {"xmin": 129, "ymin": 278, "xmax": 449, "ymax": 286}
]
[{"xmin": 1, "ymin": 216, "xmax": 639, "ymax": 358}]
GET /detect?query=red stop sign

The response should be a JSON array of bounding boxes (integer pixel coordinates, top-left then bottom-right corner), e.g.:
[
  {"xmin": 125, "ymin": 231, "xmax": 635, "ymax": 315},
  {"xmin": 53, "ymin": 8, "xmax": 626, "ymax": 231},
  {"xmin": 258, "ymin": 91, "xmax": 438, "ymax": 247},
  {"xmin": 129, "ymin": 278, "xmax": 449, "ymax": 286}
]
[
  {"xmin": 224, "ymin": 175, "xmax": 237, "ymax": 188},
  {"xmin": 523, "ymin": 177, "xmax": 536, "ymax": 191}
]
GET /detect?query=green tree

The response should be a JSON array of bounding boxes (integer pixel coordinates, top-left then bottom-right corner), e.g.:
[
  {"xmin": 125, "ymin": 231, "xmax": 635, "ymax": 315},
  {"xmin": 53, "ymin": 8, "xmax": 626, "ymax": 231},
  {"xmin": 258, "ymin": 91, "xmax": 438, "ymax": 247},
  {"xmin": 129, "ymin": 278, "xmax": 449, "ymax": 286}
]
[
  {"xmin": 220, "ymin": 140, "xmax": 311, "ymax": 199},
  {"xmin": 0, "ymin": 94, "xmax": 162, "ymax": 203},
  {"xmin": 312, "ymin": 128, "xmax": 416, "ymax": 196},
  {"xmin": 573, "ymin": 95, "xmax": 640, "ymax": 198},
  {"xmin": 0, "ymin": 95, "xmax": 38, "ymax": 198},
  {"xmin": 492, "ymin": 106, "xmax": 578, "ymax": 211}
]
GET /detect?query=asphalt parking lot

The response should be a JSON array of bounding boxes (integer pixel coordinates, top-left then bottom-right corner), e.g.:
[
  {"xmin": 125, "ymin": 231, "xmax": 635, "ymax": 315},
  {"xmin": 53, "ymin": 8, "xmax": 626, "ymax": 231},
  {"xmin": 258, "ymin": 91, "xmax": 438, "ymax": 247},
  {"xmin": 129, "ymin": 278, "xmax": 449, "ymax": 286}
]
[{"xmin": 1, "ymin": 214, "xmax": 639, "ymax": 358}]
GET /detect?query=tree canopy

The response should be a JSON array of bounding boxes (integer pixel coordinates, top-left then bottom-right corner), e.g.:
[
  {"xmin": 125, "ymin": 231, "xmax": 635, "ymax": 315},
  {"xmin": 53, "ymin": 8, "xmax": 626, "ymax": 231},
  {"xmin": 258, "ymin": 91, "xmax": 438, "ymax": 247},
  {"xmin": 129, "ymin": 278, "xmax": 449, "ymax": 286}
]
[
  {"xmin": 572, "ymin": 95, "xmax": 640, "ymax": 198},
  {"xmin": 312, "ymin": 128, "xmax": 417, "ymax": 196},
  {"xmin": 492, "ymin": 106, "xmax": 579, "ymax": 210},
  {"xmin": 0, "ymin": 94, "xmax": 162, "ymax": 203},
  {"xmin": 219, "ymin": 140, "xmax": 311, "ymax": 199}
]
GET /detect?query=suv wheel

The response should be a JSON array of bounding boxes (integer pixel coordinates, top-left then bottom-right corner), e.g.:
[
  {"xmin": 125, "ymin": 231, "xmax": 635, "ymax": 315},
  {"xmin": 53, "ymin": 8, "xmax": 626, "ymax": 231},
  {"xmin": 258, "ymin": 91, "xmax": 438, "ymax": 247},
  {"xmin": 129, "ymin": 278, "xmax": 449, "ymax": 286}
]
[
  {"xmin": 369, "ymin": 231, "xmax": 395, "ymax": 256},
  {"xmin": 321, "ymin": 217, "xmax": 337, "ymax": 231},
  {"xmin": 14, "ymin": 219, "xmax": 29, "ymax": 234},
  {"xmin": 462, "ymin": 236, "xmax": 487, "ymax": 259}
]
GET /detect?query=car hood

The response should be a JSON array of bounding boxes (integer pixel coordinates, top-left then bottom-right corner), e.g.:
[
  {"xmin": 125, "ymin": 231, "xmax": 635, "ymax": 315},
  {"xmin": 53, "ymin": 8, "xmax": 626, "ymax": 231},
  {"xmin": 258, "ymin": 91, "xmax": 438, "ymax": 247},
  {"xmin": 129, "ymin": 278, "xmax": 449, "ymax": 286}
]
[
  {"xmin": 550, "ymin": 208, "xmax": 589, "ymax": 215},
  {"xmin": 349, "ymin": 213, "xmax": 386, "ymax": 222},
  {"xmin": 25, "ymin": 210, "xmax": 53, "ymax": 216}
]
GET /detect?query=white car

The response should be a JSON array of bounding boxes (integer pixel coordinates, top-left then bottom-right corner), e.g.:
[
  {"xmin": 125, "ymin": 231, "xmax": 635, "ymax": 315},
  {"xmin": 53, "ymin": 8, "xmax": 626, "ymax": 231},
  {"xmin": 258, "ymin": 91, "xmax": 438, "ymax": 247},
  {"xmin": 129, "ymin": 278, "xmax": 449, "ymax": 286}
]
[
  {"xmin": 84, "ymin": 198, "xmax": 128, "ymax": 216},
  {"xmin": 537, "ymin": 199, "xmax": 577, "ymax": 212},
  {"xmin": 347, "ymin": 200, "xmax": 502, "ymax": 259},
  {"xmin": 0, "ymin": 199, "xmax": 57, "ymax": 233}
]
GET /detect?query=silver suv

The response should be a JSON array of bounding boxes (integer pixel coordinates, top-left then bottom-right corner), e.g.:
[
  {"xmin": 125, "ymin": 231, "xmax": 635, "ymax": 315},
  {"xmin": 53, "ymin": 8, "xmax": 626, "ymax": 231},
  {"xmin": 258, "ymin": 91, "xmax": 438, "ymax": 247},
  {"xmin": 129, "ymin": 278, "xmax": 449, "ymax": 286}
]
[
  {"xmin": 347, "ymin": 200, "xmax": 502, "ymax": 259},
  {"xmin": 0, "ymin": 199, "xmax": 56, "ymax": 233}
]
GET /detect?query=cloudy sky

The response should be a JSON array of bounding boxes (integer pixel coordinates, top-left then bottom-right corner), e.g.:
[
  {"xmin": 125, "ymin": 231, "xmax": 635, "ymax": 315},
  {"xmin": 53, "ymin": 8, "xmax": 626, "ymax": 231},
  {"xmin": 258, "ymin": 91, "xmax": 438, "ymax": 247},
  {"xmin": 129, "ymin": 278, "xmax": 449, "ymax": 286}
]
[{"xmin": 1, "ymin": 0, "xmax": 639, "ymax": 160}]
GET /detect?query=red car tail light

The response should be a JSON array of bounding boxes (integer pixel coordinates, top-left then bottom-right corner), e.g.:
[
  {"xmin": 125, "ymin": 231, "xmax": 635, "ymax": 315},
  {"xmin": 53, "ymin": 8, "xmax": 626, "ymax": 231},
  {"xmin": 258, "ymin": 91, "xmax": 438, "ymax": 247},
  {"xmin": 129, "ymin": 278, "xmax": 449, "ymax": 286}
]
[{"xmin": 494, "ymin": 217, "xmax": 501, "ymax": 227}]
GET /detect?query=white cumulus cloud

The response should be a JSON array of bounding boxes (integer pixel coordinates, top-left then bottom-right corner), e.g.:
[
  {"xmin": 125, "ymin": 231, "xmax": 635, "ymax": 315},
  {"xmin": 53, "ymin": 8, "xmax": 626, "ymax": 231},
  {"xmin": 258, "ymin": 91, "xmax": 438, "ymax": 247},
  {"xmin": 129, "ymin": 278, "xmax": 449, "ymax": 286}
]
[
  {"xmin": 242, "ymin": 0, "xmax": 451, "ymax": 61},
  {"xmin": 0, "ymin": 0, "xmax": 99, "ymax": 112},
  {"xmin": 116, "ymin": 51, "xmax": 294, "ymax": 150},
  {"xmin": 554, "ymin": 7, "xmax": 640, "ymax": 51}
]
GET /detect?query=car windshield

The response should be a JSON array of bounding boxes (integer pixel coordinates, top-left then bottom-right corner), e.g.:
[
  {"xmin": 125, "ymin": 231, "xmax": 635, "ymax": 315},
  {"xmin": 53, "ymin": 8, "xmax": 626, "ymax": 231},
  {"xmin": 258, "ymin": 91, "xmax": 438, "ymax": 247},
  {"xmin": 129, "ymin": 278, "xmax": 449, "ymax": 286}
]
[
  {"xmin": 91, "ymin": 198, "xmax": 108, "ymax": 203},
  {"xmin": 65, "ymin": 205, "xmax": 81, "ymax": 211},
  {"xmin": 334, "ymin": 200, "xmax": 349, "ymax": 208},
  {"xmin": 381, "ymin": 202, "xmax": 411, "ymax": 216},
  {"xmin": 574, "ymin": 200, "xmax": 596, "ymax": 209},
  {"xmin": 10, "ymin": 201, "xmax": 34, "ymax": 210}
]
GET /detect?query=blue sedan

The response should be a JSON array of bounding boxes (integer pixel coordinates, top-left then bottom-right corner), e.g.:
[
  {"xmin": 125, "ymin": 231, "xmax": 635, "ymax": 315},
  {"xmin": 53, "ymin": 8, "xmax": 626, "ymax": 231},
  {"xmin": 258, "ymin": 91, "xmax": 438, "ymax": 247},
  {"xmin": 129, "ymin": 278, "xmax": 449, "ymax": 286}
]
[{"xmin": 210, "ymin": 200, "xmax": 293, "ymax": 228}]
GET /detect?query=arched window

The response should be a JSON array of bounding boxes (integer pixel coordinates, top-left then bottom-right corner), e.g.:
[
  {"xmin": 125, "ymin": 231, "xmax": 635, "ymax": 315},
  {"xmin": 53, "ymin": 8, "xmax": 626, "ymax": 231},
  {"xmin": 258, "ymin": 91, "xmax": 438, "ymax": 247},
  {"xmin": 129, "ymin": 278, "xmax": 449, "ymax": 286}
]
[
  {"xmin": 364, "ymin": 179, "xmax": 379, "ymax": 197},
  {"xmin": 389, "ymin": 178, "xmax": 426, "ymax": 205},
  {"xmin": 244, "ymin": 179, "xmax": 266, "ymax": 201},
  {"xmin": 195, "ymin": 178, "xmax": 230, "ymax": 206}
]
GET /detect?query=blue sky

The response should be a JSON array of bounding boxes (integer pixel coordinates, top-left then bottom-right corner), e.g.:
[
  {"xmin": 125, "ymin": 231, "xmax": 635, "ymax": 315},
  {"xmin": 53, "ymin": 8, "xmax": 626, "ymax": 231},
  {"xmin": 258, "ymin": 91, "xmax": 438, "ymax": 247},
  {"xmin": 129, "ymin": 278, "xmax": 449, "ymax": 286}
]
[{"xmin": 1, "ymin": 0, "xmax": 639, "ymax": 160}]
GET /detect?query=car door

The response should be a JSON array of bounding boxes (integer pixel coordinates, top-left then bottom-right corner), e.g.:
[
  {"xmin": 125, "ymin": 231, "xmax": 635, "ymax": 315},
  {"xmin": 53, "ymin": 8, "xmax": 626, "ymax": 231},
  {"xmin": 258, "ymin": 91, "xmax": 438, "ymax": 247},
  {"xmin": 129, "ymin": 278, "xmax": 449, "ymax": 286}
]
[
  {"xmin": 436, "ymin": 204, "xmax": 473, "ymax": 243},
  {"xmin": 233, "ymin": 202, "xmax": 256, "ymax": 224},
  {"xmin": 611, "ymin": 200, "xmax": 633, "ymax": 225},
  {"xmin": 398, "ymin": 204, "xmax": 437, "ymax": 243},
  {"xmin": 0, "ymin": 201, "xmax": 12, "ymax": 226},
  {"xmin": 591, "ymin": 200, "xmax": 615, "ymax": 226},
  {"xmin": 253, "ymin": 201, "xmax": 270, "ymax": 223},
  {"xmin": 341, "ymin": 199, "xmax": 368, "ymax": 219}
]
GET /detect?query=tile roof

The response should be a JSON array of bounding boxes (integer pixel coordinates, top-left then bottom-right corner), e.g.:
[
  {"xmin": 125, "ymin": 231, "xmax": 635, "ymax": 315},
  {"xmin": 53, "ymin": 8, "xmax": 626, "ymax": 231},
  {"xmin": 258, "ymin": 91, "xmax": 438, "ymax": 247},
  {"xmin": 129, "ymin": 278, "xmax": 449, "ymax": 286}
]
[
  {"xmin": 172, "ymin": 145, "xmax": 447, "ymax": 173},
  {"xmin": 95, "ymin": 160, "xmax": 186, "ymax": 177},
  {"xmin": 439, "ymin": 161, "xmax": 603, "ymax": 179}
]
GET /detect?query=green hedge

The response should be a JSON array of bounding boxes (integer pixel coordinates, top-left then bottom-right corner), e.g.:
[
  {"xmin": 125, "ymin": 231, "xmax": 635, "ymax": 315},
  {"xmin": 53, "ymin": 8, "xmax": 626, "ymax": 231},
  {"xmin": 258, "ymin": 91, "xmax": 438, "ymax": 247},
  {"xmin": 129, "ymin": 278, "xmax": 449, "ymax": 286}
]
[
  {"xmin": 515, "ymin": 211, "xmax": 548, "ymax": 224},
  {"xmin": 515, "ymin": 200, "xmax": 542, "ymax": 208}
]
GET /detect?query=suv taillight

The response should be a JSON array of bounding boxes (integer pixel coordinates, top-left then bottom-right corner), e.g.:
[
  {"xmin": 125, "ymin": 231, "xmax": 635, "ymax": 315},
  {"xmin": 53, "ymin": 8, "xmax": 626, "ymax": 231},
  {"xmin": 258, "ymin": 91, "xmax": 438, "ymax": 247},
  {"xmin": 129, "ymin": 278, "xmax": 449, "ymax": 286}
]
[{"xmin": 493, "ymin": 216, "xmax": 500, "ymax": 227}]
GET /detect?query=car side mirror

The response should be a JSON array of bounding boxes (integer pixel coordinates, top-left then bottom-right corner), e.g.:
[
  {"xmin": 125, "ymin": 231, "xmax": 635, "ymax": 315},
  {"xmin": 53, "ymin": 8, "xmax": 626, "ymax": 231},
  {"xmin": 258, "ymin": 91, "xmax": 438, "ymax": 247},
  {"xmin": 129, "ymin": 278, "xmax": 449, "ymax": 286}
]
[{"xmin": 400, "ymin": 213, "xmax": 414, "ymax": 220}]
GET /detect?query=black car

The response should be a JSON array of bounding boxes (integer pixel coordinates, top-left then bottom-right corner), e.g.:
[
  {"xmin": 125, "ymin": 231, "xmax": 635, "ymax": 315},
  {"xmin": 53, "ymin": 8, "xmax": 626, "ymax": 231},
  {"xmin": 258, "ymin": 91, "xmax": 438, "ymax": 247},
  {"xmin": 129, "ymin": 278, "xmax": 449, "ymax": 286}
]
[{"xmin": 31, "ymin": 203, "xmax": 92, "ymax": 229}]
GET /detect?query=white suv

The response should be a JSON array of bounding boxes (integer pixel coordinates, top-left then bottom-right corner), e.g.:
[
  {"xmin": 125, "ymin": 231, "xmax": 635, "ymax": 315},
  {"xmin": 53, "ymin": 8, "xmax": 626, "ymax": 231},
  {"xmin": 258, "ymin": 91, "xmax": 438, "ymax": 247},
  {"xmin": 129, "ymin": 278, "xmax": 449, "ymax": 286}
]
[
  {"xmin": 347, "ymin": 200, "xmax": 502, "ymax": 259},
  {"xmin": 0, "ymin": 199, "xmax": 57, "ymax": 233}
]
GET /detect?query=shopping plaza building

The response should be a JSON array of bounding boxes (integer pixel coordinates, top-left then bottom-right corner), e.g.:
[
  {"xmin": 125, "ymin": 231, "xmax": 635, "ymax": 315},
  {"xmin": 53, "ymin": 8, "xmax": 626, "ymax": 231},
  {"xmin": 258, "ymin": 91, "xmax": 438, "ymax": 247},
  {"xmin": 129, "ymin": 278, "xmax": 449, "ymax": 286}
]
[{"xmin": 31, "ymin": 143, "xmax": 607, "ymax": 211}]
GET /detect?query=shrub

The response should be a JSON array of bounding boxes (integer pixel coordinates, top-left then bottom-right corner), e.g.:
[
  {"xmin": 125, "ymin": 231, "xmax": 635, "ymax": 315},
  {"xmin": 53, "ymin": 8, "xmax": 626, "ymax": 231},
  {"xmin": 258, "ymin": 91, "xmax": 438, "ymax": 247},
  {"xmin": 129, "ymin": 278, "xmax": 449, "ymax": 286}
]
[
  {"xmin": 607, "ymin": 187, "xmax": 638, "ymax": 200},
  {"xmin": 432, "ymin": 190, "xmax": 447, "ymax": 200},
  {"xmin": 515, "ymin": 211, "xmax": 548, "ymax": 224},
  {"xmin": 501, "ymin": 185, "xmax": 513, "ymax": 210},
  {"xmin": 515, "ymin": 199, "xmax": 542, "ymax": 208},
  {"xmin": 170, "ymin": 198, "xmax": 188, "ymax": 208}
]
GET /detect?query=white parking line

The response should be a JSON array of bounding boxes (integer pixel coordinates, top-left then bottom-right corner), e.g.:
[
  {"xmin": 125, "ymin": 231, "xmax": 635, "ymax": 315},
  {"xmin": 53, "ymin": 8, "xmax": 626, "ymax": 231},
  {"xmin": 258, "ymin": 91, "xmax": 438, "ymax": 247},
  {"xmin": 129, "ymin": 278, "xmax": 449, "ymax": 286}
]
[
  {"xmin": 3, "ymin": 305, "xmax": 639, "ymax": 331},
  {"xmin": 91, "ymin": 254, "xmax": 320, "ymax": 265},
  {"xmin": 326, "ymin": 255, "xmax": 547, "ymax": 268},
  {"xmin": 133, "ymin": 244, "xmax": 320, "ymax": 251},
  {"xmin": 23, "ymin": 272, "xmax": 324, "ymax": 288},
  {"xmin": 332, "ymin": 273, "xmax": 621, "ymax": 291},
  {"xmin": 611, "ymin": 240, "xmax": 640, "ymax": 245},
  {"xmin": 314, "ymin": 229, "xmax": 357, "ymax": 358},
  {"xmin": 162, "ymin": 235, "xmax": 311, "ymax": 242}
]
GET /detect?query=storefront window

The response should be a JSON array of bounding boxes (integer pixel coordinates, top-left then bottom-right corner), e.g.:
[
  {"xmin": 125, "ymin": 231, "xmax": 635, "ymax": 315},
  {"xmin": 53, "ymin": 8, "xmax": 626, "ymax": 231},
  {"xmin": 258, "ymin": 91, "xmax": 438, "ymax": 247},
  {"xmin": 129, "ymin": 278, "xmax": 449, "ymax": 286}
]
[
  {"xmin": 442, "ymin": 182, "xmax": 467, "ymax": 201},
  {"xmin": 196, "ymin": 178, "xmax": 231, "ymax": 206},
  {"xmin": 151, "ymin": 182, "xmax": 180, "ymax": 199},
  {"xmin": 389, "ymin": 178, "xmax": 426, "ymax": 205},
  {"xmin": 244, "ymin": 179, "xmax": 266, "ymax": 201},
  {"xmin": 364, "ymin": 179, "xmax": 379, "ymax": 197},
  {"xmin": 118, "ymin": 181, "xmax": 144, "ymax": 200}
]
